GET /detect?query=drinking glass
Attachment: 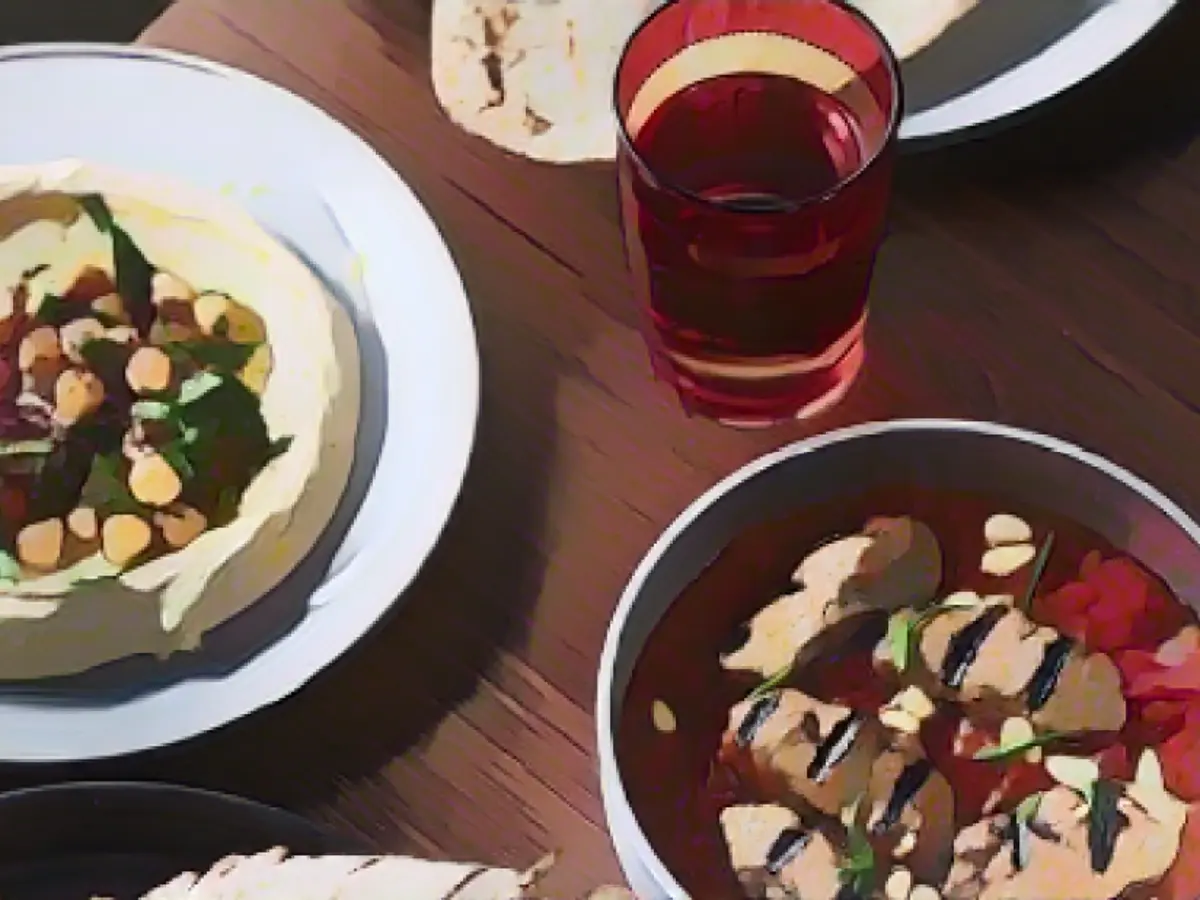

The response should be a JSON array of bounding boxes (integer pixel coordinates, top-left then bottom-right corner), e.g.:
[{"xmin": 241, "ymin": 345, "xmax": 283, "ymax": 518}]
[{"xmin": 615, "ymin": 0, "xmax": 902, "ymax": 426}]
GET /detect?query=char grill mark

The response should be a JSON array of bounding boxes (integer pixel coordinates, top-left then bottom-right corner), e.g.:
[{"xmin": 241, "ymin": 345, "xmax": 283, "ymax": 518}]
[
  {"xmin": 941, "ymin": 605, "xmax": 1008, "ymax": 689},
  {"xmin": 807, "ymin": 710, "xmax": 864, "ymax": 784},
  {"xmin": 764, "ymin": 827, "xmax": 812, "ymax": 875},
  {"xmin": 1026, "ymin": 636, "xmax": 1074, "ymax": 712},
  {"xmin": 736, "ymin": 692, "xmax": 781, "ymax": 748},
  {"xmin": 872, "ymin": 759, "xmax": 934, "ymax": 835}
]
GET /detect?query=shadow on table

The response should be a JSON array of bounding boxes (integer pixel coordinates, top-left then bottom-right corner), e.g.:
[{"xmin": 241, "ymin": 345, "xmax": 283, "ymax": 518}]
[
  {"xmin": 0, "ymin": 0, "xmax": 171, "ymax": 44},
  {"xmin": 897, "ymin": 0, "xmax": 1200, "ymax": 194}
]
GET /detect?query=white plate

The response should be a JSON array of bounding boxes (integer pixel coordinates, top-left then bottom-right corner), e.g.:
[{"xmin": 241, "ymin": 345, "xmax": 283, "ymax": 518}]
[
  {"xmin": 0, "ymin": 44, "xmax": 480, "ymax": 761},
  {"xmin": 894, "ymin": 0, "xmax": 1178, "ymax": 143}
]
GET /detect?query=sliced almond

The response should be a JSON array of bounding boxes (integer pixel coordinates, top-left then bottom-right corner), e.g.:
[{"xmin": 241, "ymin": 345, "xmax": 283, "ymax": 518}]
[
  {"xmin": 880, "ymin": 709, "xmax": 921, "ymax": 735},
  {"xmin": 981, "ymin": 543, "xmax": 1036, "ymax": 577},
  {"xmin": 984, "ymin": 513, "xmax": 1032, "ymax": 547},
  {"xmin": 1000, "ymin": 716, "xmax": 1035, "ymax": 747},
  {"xmin": 1046, "ymin": 755, "xmax": 1099, "ymax": 795},
  {"xmin": 125, "ymin": 346, "xmax": 172, "ymax": 394},
  {"xmin": 885, "ymin": 868, "xmax": 914, "ymax": 900},
  {"xmin": 894, "ymin": 830, "xmax": 918, "ymax": 857},
  {"xmin": 1135, "ymin": 747, "xmax": 1165, "ymax": 793},
  {"xmin": 893, "ymin": 686, "xmax": 935, "ymax": 720},
  {"xmin": 651, "ymin": 699, "xmax": 677, "ymax": 734}
]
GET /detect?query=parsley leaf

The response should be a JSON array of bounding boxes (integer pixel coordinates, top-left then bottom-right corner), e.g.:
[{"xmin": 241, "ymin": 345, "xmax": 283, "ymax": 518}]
[
  {"xmin": 973, "ymin": 730, "xmax": 1067, "ymax": 763},
  {"xmin": 888, "ymin": 593, "xmax": 982, "ymax": 671},
  {"xmin": 76, "ymin": 193, "xmax": 155, "ymax": 336},
  {"xmin": 837, "ymin": 820, "xmax": 876, "ymax": 898},
  {"xmin": 746, "ymin": 662, "xmax": 793, "ymax": 703}
]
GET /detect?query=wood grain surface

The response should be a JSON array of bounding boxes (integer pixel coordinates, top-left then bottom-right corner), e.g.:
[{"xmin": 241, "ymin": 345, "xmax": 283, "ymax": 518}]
[{"xmin": 0, "ymin": 0, "xmax": 1197, "ymax": 896}]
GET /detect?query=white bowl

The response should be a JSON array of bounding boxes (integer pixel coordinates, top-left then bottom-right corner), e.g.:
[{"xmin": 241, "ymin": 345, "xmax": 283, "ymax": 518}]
[{"xmin": 596, "ymin": 418, "xmax": 1200, "ymax": 898}]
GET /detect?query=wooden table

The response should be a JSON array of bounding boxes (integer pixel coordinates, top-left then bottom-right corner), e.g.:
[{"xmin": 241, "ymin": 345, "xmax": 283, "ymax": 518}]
[{"xmin": 3, "ymin": 0, "xmax": 1199, "ymax": 896}]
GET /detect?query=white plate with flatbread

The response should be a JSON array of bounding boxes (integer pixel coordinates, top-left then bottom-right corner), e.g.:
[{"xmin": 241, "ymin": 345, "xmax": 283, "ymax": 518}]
[
  {"xmin": 0, "ymin": 44, "xmax": 479, "ymax": 761},
  {"xmin": 430, "ymin": 0, "xmax": 1180, "ymax": 160}
]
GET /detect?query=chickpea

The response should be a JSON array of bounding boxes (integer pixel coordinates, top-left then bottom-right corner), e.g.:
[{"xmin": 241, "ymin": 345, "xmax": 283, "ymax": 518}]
[
  {"xmin": 128, "ymin": 453, "xmax": 182, "ymax": 507},
  {"xmin": 125, "ymin": 347, "xmax": 172, "ymax": 394},
  {"xmin": 67, "ymin": 506, "xmax": 99, "ymax": 542},
  {"xmin": 18, "ymin": 326, "xmax": 62, "ymax": 372},
  {"xmin": 193, "ymin": 292, "xmax": 265, "ymax": 343},
  {"xmin": 91, "ymin": 292, "xmax": 127, "ymax": 323},
  {"xmin": 154, "ymin": 504, "xmax": 207, "ymax": 549},
  {"xmin": 238, "ymin": 343, "xmax": 273, "ymax": 395},
  {"xmin": 16, "ymin": 518, "xmax": 64, "ymax": 571},
  {"xmin": 101, "ymin": 514, "xmax": 152, "ymax": 567},
  {"xmin": 53, "ymin": 369, "xmax": 105, "ymax": 425},
  {"xmin": 59, "ymin": 317, "xmax": 107, "ymax": 364},
  {"xmin": 150, "ymin": 271, "xmax": 196, "ymax": 307}
]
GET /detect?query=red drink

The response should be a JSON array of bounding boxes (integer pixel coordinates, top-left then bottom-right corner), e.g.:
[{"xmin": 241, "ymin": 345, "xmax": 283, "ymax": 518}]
[{"xmin": 615, "ymin": 0, "xmax": 902, "ymax": 426}]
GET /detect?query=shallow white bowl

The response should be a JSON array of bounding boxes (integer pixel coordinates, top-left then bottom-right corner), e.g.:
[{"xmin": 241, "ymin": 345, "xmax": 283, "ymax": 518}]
[{"xmin": 596, "ymin": 418, "xmax": 1200, "ymax": 898}]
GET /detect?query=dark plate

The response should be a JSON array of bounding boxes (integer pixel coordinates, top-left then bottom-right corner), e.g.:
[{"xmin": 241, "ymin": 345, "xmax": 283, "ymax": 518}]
[{"xmin": 0, "ymin": 781, "xmax": 366, "ymax": 899}]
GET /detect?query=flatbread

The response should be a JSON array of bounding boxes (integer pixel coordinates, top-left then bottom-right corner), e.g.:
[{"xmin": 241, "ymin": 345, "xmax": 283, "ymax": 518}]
[
  {"xmin": 0, "ymin": 159, "xmax": 361, "ymax": 679},
  {"xmin": 430, "ymin": 0, "xmax": 980, "ymax": 164},
  {"xmin": 430, "ymin": 0, "xmax": 658, "ymax": 164},
  {"xmin": 847, "ymin": 0, "xmax": 980, "ymax": 61},
  {"xmin": 120, "ymin": 847, "xmax": 636, "ymax": 899}
]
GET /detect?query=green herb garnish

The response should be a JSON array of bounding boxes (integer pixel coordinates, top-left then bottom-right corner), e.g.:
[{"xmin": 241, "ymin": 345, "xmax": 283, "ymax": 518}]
[
  {"xmin": 80, "ymin": 452, "xmax": 141, "ymax": 515},
  {"xmin": 837, "ymin": 819, "xmax": 876, "ymax": 898},
  {"xmin": 746, "ymin": 662, "xmax": 794, "ymax": 703},
  {"xmin": 177, "ymin": 371, "xmax": 222, "ymax": 406},
  {"xmin": 77, "ymin": 193, "xmax": 155, "ymax": 336},
  {"xmin": 130, "ymin": 400, "xmax": 172, "ymax": 421},
  {"xmin": 972, "ymin": 730, "xmax": 1067, "ymax": 762},
  {"xmin": 1020, "ymin": 531, "xmax": 1056, "ymax": 613},
  {"xmin": 1014, "ymin": 791, "xmax": 1043, "ymax": 823},
  {"xmin": 0, "ymin": 551, "xmax": 21, "ymax": 581},
  {"xmin": 33, "ymin": 293, "xmax": 122, "ymax": 328},
  {"xmin": 1010, "ymin": 791, "xmax": 1043, "ymax": 871},
  {"xmin": 0, "ymin": 439, "xmax": 55, "ymax": 457},
  {"xmin": 159, "ymin": 440, "xmax": 195, "ymax": 481},
  {"xmin": 888, "ymin": 593, "xmax": 982, "ymax": 671}
]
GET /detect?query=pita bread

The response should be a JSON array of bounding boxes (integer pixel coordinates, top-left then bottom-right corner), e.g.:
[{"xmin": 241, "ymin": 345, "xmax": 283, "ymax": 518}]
[
  {"xmin": 0, "ymin": 160, "xmax": 360, "ymax": 679},
  {"xmin": 430, "ymin": 0, "xmax": 657, "ymax": 163},
  {"xmin": 847, "ymin": 0, "xmax": 980, "ymax": 61},
  {"xmin": 430, "ymin": 0, "xmax": 979, "ymax": 164},
  {"xmin": 111, "ymin": 848, "xmax": 636, "ymax": 899}
]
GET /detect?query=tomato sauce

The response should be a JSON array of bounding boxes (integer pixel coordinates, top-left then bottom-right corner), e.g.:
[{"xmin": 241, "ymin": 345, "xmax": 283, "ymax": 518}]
[{"xmin": 615, "ymin": 488, "xmax": 1200, "ymax": 899}]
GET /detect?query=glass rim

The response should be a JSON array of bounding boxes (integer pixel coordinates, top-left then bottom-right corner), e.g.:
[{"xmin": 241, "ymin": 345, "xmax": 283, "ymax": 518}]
[{"xmin": 612, "ymin": 0, "xmax": 905, "ymax": 216}]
